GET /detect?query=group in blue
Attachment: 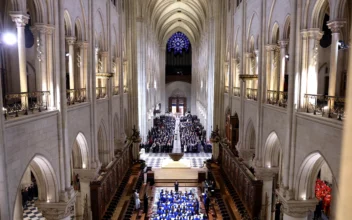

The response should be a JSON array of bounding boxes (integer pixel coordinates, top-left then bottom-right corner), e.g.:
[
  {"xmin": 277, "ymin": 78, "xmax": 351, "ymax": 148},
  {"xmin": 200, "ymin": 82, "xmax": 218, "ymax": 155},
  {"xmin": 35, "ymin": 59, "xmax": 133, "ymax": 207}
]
[{"xmin": 152, "ymin": 189, "xmax": 206, "ymax": 220}]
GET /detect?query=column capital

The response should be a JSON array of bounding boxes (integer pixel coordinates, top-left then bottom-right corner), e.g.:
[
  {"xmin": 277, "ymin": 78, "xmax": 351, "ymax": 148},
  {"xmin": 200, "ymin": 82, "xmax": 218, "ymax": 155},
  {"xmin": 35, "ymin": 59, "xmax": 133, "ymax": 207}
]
[
  {"xmin": 10, "ymin": 12, "xmax": 29, "ymax": 27},
  {"xmin": 76, "ymin": 41, "xmax": 89, "ymax": 49},
  {"xmin": 254, "ymin": 49, "xmax": 259, "ymax": 57},
  {"xmin": 245, "ymin": 52, "xmax": 254, "ymax": 58},
  {"xmin": 277, "ymin": 194, "xmax": 318, "ymax": 218},
  {"xmin": 327, "ymin": 20, "xmax": 346, "ymax": 33},
  {"xmin": 300, "ymin": 29, "xmax": 309, "ymax": 39},
  {"xmin": 73, "ymin": 168, "xmax": 99, "ymax": 182},
  {"xmin": 35, "ymin": 24, "xmax": 55, "ymax": 35},
  {"xmin": 265, "ymin": 44, "xmax": 277, "ymax": 51},
  {"xmin": 100, "ymin": 51, "xmax": 109, "ymax": 57},
  {"xmin": 278, "ymin": 39, "xmax": 289, "ymax": 48},
  {"xmin": 307, "ymin": 28, "xmax": 323, "ymax": 41},
  {"xmin": 36, "ymin": 196, "xmax": 76, "ymax": 220},
  {"xmin": 254, "ymin": 167, "xmax": 277, "ymax": 181},
  {"xmin": 66, "ymin": 37, "xmax": 76, "ymax": 45}
]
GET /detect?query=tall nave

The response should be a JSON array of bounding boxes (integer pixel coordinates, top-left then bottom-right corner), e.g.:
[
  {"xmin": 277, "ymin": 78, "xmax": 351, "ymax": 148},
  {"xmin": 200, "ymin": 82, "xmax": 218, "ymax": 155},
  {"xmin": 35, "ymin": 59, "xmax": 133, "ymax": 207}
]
[{"xmin": 0, "ymin": 0, "xmax": 351, "ymax": 219}]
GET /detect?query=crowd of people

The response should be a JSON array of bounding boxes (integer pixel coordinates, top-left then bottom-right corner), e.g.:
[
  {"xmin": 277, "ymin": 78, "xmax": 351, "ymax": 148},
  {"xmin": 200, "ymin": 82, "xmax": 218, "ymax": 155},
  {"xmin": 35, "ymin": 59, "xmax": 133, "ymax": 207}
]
[
  {"xmin": 152, "ymin": 188, "xmax": 205, "ymax": 220},
  {"xmin": 143, "ymin": 116, "xmax": 175, "ymax": 153},
  {"xmin": 180, "ymin": 115, "xmax": 205, "ymax": 153},
  {"xmin": 21, "ymin": 182, "xmax": 38, "ymax": 208}
]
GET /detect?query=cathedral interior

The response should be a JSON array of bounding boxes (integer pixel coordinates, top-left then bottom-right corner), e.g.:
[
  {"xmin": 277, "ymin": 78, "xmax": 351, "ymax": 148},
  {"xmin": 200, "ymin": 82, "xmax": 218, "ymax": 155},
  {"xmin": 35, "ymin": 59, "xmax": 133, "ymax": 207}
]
[{"xmin": 0, "ymin": 0, "xmax": 351, "ymax": 219}]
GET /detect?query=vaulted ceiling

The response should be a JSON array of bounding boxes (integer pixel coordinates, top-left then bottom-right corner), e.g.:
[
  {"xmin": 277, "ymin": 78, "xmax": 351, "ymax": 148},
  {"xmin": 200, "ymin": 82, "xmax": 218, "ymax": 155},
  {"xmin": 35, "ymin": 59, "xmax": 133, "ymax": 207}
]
[{"xmin": 147, "ymin": 0, "xmax": 208, "ymax": 45}]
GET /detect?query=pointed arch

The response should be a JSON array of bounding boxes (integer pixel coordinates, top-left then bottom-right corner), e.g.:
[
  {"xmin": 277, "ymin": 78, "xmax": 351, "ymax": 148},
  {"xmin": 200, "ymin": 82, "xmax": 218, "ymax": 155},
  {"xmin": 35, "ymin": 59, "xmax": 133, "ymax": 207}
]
[
  {"xmin": 71, "ymin": 132, "xmax": 89, "ymax": 169},
  {"xmin": 64, "ymin": 10, "xmax": 73, "ymax": 36},
  {"xmin": 15, "ymin": 155, "xmax": 58, "ymax": 205},
  {"xmin": 311, "ymin": 0, "xmax": 330, "ymax": 29},
  {"xmin": 283, "ymin": 15, "xmax": 291, "ymax": 40},
  {"xmin": 271, "ymin": 22, "xmax": 280, "ymax": 44},
  {"xmin": 74, "ymin": 18, "xmax": 83, "ymax": 41},
  {"xmin": 98, "ymin": 120, "xmax": 109, "ymax": 167},
  {"xmin": 245, "ymin": 119, "xmax": 256, "ymax": 150},
  {"xmin": 263, "ymin": 132, "xmax": 282, "ymax": 168},
  {"xmin": 295, "ymin": 152, "xmax": 337, "ymax": 200}
]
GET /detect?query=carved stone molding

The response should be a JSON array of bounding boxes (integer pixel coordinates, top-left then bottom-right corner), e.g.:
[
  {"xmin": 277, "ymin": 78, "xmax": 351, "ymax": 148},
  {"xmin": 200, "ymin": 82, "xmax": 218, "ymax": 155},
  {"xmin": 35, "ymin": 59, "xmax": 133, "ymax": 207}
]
[
  {"xmin": 100, "ymin": 51, "xmax": 108, "ymax": 57},
  {"xmin": 76, "ymin": 41, "xmax": 89, "ymax": 49},
  {"xmin": 36, "ymin": 195, "xmax": 76, "ymax": 220},
  {"xmin": 96, "ymin": 72, "xmax": 113, "ymax": 78},
  {"xmin": 66, "ymin": 37, "xmax": 76, "ymax": 45},
  {"xmin": 73, "ymin": 168, "xmax": 99, "ymax": 182},
  {"xmin": 278, "ymin": 39, "xmax": 289, "ymax": 48},
  {"xmin": 255, "ymin": 167, "xmax": 277, "ymax": 181},
  {"xmin": 276, "ymin": 186, "xmax": 318, "ymax": 218},
  {"xmin": 265, "ymin": 44, "xmax": 277, "ymax": 51},
  {"xmin": 307, "ymin": 28, "xmax": 323, "ymax": 41},
  {"xmin": 10, "ymin": 12, "xmax": 29, "ymax": 27},
  {"xmin": 239, "ymin": 74, "xmax": 258, "ymax": 81},
  {"xmin": 327, "ymin": 20, "xmax": 346, "ymax": 33}
]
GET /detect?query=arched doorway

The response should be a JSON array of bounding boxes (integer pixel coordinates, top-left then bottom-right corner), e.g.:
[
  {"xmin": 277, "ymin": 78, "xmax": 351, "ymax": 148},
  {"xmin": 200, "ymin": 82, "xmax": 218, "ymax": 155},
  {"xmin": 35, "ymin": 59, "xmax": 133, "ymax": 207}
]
[
  {"xmin": 14, "ymin": 155, "xmax": 58, "ymax": 220},
  {"xmin": 98, "ymin": 121, "xmax": 109, "ymax": 167},
  {"xmin": 71, "ymin": 133, "xmax": 89, "ymax": 219},
  {"xmin": 263, "ymin": 132, "xmax": 283, "ymax": 220},
  {"xmin": 296, "ymin": 152, "xmax": 335, "ymax": 218}
]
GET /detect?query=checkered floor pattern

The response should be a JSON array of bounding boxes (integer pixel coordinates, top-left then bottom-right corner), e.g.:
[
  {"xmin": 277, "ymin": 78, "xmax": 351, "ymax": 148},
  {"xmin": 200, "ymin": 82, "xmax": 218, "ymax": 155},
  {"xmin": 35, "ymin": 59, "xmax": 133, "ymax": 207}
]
[
  {"xmin": 141, "ymin": 152, "xmax": 211, "ymax": 168},
  {"xmin": 23, "ymin": 201, "xmax": 45, "ymax": 220}
]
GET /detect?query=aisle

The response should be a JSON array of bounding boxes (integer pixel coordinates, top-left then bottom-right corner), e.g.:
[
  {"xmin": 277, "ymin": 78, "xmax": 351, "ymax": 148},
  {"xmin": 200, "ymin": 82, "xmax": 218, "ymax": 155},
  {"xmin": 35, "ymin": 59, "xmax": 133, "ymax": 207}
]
[{"xmin": 172, "ymin": 117, "xmax": 182, "ymax": 153}]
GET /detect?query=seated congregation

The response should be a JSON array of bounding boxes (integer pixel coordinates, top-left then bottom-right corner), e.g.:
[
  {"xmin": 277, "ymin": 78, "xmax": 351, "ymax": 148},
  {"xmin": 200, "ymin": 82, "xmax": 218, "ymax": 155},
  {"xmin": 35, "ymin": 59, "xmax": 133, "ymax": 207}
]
[
  {"xmin": 180, "ymin": 115, "xmax": 210, "ymax": 153},
  {"xmin": 144, "ymin": 116, "xmax": 176, "ymax": 153},
  {"xmin": 152, "ymin": 188, "xmax": 206, "ymax": 220}
]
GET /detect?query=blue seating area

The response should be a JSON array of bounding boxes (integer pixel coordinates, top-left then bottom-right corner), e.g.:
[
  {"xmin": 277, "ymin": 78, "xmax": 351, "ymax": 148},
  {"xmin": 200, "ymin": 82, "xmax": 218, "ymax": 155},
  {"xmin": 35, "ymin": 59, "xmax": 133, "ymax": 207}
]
[{"xmin": 152, "ymin": 189, "xmax": 206, "ymax": 220}]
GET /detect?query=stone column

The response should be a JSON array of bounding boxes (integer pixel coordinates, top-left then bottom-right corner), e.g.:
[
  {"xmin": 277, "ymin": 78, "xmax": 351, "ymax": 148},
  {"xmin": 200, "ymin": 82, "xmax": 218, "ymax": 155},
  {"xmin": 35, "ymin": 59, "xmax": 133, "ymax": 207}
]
[
  {"xmin": 271, "ymin": 47, "xmax": 278, "ymax": 92},
  {"xmin": 278, "ymin": 40, "xmax": 289, "ymax": 92},
  {"xmin": 256, "ymin": 168, "xmax": 276, "ymax": 220},
  {"xmin": 66, "ymin": 37, "xmax": 76, "ymax": 93},
  {"xmin": 337, "ymin": 17, "xmax": 352, "ymax": 220},
  {"xmin": 36, "ymin": 25, "xmax": 48, "ymax": 92},
  {"xmin": 100, "ymin": 51, "xmax": 108, "ymax": 90},
  {"xmin": 45, "ymin": 25, "xmax": 55, "ymax": 107},
  {"xmin": 14, "ymin": 188, "xmax": 23, "ymax": 220},
  {"xmin": 77, "ymin": 42, "xmax": 88, "ymax": 90},
  {"xmin": 299, "ymin": 30, "xmax": 309, "ymax": 108},
  {"xmin": 73, "ymin": 169, "xmax": 99, "ymax": 220},
  {"xmin": 10, "ymin": 13, "xmax": 29, "ymax": 104},
  {"xmin": 265, "ymin": 45, "xmax": 275, "ymax": 100},
  {"xmin": 245, "ymin": 53, "xmax": 253, "ymax": 89},
  {"xmin": 253, "ymin": 50, "xmax": 259, "ymax": 90},
  {"xmin": 306, "ymin": 29, "xmax": 323, "ymax": 95},
  {"xmin": 232, "ymin": 58, "xmax": 238, "ymax": 91},
  {"xmin": 327, "ymin": 21, "xmax": 345, "ymax": 106}
]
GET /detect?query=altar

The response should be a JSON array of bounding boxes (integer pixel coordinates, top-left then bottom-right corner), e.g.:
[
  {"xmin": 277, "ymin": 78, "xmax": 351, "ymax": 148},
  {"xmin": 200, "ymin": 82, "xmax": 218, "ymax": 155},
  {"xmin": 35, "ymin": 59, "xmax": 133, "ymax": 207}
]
[{"xmin": 153, "ymin": 158, "xmax": 206, "ymax": 183}]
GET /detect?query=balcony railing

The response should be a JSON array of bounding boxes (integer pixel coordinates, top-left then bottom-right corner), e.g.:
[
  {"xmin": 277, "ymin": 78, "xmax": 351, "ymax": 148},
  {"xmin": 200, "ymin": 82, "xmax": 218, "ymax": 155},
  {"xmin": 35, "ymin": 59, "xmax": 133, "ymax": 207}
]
[
  {"xmin": 303, "ymin": 94, "xmax": 345, "ymax": 120},
  {"xmin": 3, "ymin": 91, "xmax": 50, "ymax": 119},
  {"xmin": 267, "ymin": 90, "xmax": 288, "ymax": 108},
  {"xmin": 96, "ymin": 87, "xmax": 107, "ymax": 99},
  {"xmin": 225, "ymin": 86, "xmax": 229, "ymax": 93},
  {"xmin": 246, "ymin": 88, "xmax": 258, "ymax": 101},
  {"xmin": 233, "ymin": 87, "xmax": 241, "ymax": 97},
  {"xmin": 113, "ymin": 86, "xmax": 120, "ymax": 96},
  {"xmin": 67, "ymin": 88, "xmax": 87, "ymax": 105}
]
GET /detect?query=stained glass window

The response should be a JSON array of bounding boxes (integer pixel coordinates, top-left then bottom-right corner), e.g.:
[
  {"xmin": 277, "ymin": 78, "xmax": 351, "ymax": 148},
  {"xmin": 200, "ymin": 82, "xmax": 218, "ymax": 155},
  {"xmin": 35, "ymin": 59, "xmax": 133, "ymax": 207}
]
[{"xmin": 167, "ymin": 32, "xmax": 190, "ymax": 55}]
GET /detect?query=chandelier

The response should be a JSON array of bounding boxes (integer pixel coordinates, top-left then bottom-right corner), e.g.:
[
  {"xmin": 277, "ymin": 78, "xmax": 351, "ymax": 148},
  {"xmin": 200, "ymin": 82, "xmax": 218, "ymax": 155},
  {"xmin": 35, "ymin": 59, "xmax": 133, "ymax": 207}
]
[{"xmin": 167, "ymin": 32, "xmax": 190, "ymax": 55}]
